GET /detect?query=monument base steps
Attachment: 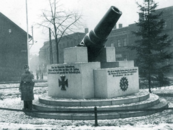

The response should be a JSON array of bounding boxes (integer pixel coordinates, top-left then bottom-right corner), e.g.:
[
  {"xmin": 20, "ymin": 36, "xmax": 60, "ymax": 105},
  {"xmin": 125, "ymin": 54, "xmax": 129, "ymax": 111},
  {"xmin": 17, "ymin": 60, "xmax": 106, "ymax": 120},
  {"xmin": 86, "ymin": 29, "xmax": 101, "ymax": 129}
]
[
  {"xmin": 39, "ymin": 90, "xmax": 149, "ymax": 106},
  {"xmin": 26, "ymin": 91, "xmax": 168, "ymax": 120}
]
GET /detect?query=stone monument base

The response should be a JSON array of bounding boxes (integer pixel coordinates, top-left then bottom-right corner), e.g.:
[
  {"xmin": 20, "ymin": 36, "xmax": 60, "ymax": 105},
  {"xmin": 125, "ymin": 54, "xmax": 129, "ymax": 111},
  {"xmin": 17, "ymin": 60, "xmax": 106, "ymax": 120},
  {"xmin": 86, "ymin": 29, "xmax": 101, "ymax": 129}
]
[
  {"xmin": 47, "ymin": 62, "xmax": 100, "ymax": 99},
  {"xmin": 94, "ymin": 67, "xmax": 139, "ymax": 98},
  {"xmin": 27, "ymin": 90, "xmax": 168, "ymax": 120}
]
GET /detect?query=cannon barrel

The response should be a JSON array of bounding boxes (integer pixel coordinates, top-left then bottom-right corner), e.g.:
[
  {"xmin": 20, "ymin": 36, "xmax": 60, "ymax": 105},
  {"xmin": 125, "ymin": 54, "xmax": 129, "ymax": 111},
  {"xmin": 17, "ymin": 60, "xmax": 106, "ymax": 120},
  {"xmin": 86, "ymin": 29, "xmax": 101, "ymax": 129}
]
[{"xmin": 78, "ymin": 6, "xmax": 122, "ymax": 62}]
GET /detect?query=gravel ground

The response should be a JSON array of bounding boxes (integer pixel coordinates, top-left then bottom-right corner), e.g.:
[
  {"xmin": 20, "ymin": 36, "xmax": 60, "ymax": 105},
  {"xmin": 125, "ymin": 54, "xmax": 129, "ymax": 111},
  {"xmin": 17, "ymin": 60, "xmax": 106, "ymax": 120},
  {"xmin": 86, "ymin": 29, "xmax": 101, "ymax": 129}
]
[{"xmin": 0, "ymin": 84, "xmax": 173, "ymax": 129}]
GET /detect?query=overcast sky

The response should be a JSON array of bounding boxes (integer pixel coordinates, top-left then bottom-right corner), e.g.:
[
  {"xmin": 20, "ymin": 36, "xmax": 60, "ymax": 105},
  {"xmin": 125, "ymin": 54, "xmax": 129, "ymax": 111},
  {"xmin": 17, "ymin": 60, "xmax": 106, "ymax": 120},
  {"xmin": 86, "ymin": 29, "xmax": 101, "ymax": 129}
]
[{"xmin": 0, "ymin": 0, "xmax": 172, "ymax": 55}]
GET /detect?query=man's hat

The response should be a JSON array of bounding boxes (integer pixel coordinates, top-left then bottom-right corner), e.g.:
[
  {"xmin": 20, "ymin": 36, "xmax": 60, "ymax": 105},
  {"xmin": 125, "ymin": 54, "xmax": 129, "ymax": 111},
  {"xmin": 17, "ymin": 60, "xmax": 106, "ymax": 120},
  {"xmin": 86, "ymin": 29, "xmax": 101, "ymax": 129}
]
[{"xmin": 24, "ymin": 65, "xmax": 29, "ymax": 69}]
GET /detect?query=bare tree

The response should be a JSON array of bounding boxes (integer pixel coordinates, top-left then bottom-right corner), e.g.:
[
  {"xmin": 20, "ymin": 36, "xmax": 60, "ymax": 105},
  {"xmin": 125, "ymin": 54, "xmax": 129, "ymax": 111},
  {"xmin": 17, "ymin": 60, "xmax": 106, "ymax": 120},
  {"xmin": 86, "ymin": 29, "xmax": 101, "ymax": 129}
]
[{"xmin": 38, "ymin": 0, "xmax": 82, "ymax": 63}]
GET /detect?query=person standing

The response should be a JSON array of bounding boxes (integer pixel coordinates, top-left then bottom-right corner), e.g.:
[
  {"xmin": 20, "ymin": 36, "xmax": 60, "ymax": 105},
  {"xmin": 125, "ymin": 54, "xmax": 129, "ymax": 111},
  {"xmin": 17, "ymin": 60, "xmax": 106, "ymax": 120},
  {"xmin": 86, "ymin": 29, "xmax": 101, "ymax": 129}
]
[{"xmin": 19, "ymin": 65, "xmax": 35, "ymax": 110}]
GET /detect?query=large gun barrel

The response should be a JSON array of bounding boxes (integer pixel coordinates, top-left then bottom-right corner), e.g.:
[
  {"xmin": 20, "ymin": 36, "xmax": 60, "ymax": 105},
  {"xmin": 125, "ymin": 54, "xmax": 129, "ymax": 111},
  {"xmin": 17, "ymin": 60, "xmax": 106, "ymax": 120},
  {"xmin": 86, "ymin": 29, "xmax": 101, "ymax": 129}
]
[{"xmin": 78, "ymin": 6, "xmax": 122, "ymax": 62}]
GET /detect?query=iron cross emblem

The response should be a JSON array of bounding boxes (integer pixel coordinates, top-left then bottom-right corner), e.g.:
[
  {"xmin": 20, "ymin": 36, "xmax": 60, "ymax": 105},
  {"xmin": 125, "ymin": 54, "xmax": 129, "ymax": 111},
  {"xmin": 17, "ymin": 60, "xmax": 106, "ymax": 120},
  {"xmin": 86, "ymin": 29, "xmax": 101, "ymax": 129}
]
[{"xmin": 59, "ymin": 76, "xmax": 68, "ymax": 90}]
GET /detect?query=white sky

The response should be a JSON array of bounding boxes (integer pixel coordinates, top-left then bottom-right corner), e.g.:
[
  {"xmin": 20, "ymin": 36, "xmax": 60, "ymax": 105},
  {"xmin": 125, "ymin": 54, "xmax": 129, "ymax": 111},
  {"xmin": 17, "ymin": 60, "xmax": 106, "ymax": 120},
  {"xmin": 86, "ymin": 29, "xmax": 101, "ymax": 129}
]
[{"xmin": 0, "ymin": 0, "xmax": 172, "ymax": 55}]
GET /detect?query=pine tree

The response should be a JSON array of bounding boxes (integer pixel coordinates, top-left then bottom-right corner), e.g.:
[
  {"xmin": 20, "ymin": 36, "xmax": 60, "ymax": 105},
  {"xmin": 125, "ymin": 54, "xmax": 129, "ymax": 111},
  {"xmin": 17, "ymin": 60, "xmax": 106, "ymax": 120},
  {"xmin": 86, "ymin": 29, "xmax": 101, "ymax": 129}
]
[{"xmin": 130, "ymin": 0, "xmax": 172, "ymax": 93}]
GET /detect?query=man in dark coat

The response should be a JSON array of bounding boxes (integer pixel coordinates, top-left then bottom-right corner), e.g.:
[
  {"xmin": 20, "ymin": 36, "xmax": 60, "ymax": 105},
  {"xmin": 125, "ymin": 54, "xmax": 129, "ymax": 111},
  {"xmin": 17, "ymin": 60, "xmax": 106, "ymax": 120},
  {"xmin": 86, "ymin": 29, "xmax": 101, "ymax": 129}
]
[{"xmin": 19, "ymin": 65, "xmax": 35, "ymax": 110}]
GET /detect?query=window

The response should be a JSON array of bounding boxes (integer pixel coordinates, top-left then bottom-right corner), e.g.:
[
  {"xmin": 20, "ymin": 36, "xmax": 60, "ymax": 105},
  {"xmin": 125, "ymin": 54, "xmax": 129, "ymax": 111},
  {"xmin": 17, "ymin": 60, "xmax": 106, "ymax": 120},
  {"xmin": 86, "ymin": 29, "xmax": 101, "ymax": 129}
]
[
  {"xmin": 62, "ymin": 43, "xmax": 64, "ymax": 48},
  {"xmin": 66, "ymin": 42, "xmax": 69, "ymax": 47},
  {"xmin": 111, "ymin": 43, "xmax": 114, "ymax": 47},
  {"xmin": 123, "ymin": 38, "xmax": 127, "ymax": 46},
  {"xmin": 124, "ymin": 54, "xmax": 127, "ymax": 61},
  {"xmin": 118, "ymin": 40, "xmax": 121, "ymax": 47},
  {"xmin": 64, "ymin": 42, "xmax": 66, "ymax": 47},
  {"xmin": 9, "ymin": 29, "xmax": 12, "ymax": 34}
]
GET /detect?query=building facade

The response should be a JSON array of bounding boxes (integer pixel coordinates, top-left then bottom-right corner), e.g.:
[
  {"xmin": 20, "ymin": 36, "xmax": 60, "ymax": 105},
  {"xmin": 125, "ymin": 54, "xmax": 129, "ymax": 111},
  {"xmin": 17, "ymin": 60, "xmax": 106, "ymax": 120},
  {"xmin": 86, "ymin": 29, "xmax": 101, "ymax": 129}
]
[
  {"xmin": 0, "ymin": 13, "xmax": 30, "ymax": 81},
  {"xmin": 39, "ymin": 31, "xmax": 87, "ymax": 67}
]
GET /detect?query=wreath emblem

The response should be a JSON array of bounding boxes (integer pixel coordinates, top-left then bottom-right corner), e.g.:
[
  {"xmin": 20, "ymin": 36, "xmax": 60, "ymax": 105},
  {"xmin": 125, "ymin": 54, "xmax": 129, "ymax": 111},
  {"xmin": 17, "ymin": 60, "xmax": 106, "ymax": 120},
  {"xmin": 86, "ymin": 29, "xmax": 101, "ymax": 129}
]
[{"xmin": 120, "ymin": 77, "xmax": 128, "ymax": 91}]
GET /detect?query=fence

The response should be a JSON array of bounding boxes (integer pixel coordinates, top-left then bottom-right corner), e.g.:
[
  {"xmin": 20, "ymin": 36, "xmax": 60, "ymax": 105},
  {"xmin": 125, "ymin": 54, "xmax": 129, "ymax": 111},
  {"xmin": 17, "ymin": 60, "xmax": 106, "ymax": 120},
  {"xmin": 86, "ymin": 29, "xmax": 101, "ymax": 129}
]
[
  {"xmin": 0, "ymin": 106, "xmax": 172, "ymax": 126},
  {"xmin": 0, "ymin": 79, "xmax": 47, "ymax": 85},
  {"xmin": 0, "ymin": 85, "xmax": 47, "ymax": 90},
  {"xmin": 139, "ymin": 78, "xmax": 173, "ymax": 89}
]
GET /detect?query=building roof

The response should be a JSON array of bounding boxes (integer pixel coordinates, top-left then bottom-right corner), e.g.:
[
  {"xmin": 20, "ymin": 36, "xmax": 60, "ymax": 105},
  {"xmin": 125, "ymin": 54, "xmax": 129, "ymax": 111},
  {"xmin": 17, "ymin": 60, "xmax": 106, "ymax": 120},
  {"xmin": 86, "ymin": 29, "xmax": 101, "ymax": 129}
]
[
  {"xmin": 157, "ymin": 6, "xmax": 173, "ymax": 11},
  {"xmin": 0, "ymin": 12, "xmax": 32, "ymax": 39},
  {"xmin": 57, "ymin": 32, "xmax": 85, "ymax": 41},
  {"xmin": 42, "ymin": 32, "xmax": 85, "ymax": 45},
  {"xmin": 110, "ymin": 6, "xmax": 173, "ymax": 32}
]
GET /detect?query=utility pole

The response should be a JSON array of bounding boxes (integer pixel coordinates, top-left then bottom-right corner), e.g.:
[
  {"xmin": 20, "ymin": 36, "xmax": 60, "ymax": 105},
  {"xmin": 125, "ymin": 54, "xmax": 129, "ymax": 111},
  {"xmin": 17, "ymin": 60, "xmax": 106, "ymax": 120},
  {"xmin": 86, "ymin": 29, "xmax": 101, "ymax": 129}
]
[
  {"xmin": 25, "ymin": 0, "xmax": 29, "ymax": 66},
  {"xmin": 49, "ymin": 28, "xmax": 53, "ymax": 64},
  {"xmin": 31, "ymin": 26, "xmax": 34, "ymax": 45}
]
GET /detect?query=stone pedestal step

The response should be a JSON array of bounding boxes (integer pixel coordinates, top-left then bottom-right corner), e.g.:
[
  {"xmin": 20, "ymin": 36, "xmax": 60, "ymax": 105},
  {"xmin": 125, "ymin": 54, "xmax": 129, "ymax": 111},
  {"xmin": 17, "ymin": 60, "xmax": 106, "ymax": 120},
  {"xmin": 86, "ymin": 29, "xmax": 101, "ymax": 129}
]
[
  {"xmin": 33, "ymin": 94, "xmax": 159, "ymax": 112},
  {"xmin": 27, "ymin": 98, "xmax": 168, "ymax": 120},
  {"xmin": 39, "ymin": 90, "xmax": 149, "ymax": 106}
]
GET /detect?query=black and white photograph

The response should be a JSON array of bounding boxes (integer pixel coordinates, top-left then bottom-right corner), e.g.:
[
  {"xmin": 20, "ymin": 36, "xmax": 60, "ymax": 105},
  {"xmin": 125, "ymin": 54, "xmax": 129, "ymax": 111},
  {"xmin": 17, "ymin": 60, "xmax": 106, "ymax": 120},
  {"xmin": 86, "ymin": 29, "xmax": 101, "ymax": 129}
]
[{"xmin": 0, "ymin": 0, "xmax": 173, "ymax": 129}]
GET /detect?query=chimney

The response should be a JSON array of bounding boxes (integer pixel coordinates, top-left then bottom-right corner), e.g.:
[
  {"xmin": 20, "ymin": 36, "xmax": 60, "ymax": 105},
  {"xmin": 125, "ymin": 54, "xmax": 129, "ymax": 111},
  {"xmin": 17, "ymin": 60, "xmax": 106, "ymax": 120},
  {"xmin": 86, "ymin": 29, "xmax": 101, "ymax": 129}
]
[
  {"xmin": 119, "ymin": 24, "xmax": 123, "ymax": 29},
  {"xmin": 85, "ymin": 28, "xmax": 89, "ymax": 34}
]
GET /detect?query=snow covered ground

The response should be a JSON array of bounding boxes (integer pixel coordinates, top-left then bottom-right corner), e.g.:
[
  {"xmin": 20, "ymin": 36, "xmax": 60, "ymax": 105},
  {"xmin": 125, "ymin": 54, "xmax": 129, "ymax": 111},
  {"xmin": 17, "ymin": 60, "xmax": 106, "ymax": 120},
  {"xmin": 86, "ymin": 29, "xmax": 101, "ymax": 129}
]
[{"xmin": 0, "ymin": 84, "xmax": 173, "ymax": 129}]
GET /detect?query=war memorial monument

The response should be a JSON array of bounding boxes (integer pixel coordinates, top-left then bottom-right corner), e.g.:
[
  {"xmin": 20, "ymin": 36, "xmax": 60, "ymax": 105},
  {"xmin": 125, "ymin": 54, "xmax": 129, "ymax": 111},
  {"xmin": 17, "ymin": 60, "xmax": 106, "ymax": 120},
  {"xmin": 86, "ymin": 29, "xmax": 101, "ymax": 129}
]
[{"xmin": 29, "ymin": 6, "xmax": 168, "ymax": 120}]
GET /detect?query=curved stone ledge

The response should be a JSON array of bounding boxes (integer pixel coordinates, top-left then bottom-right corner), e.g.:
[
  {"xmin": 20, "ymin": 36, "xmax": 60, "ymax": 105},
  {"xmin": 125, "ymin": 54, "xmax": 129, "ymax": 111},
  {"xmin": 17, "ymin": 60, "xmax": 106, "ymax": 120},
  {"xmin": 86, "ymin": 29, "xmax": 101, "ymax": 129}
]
[
  {"xmin": 39, "ymin": 90, "xmax": 149, "ymax": 106},
  {"xmin": 27, "ymin": 98, "xmax": 168, "ymax": 120},
  {"xmin": 33, "ymin": 94, "xmax": 159, "ymax": 112}
]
